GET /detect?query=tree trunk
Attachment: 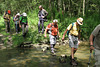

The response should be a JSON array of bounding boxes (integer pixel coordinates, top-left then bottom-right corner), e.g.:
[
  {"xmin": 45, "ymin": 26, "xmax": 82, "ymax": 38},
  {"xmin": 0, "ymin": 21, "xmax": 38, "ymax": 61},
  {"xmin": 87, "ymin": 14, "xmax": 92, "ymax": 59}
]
[{"xmin": 83, "ymin": 0, "xmax": 85, "ymax": 16}]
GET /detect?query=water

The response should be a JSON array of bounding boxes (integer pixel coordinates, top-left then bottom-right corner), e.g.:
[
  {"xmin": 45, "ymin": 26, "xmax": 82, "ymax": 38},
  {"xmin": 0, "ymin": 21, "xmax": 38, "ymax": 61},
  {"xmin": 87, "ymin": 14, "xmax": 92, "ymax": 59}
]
[
  {"xmin": 0, "ymin": 41, "xmax": 95, "ymax": 67},
  {"xmin": 0, "ymin": 47, "xmax": 72, "ymax": 67}
]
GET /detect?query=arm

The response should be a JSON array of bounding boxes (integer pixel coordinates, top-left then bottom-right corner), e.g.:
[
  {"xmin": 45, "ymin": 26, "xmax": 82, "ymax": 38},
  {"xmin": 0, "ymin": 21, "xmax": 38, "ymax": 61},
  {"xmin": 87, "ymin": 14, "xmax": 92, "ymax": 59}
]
[
  {"xmin": 89, "ymin": 34, "xmax": 94, "ymax": 46},
  {"xmin": 57, "ymin": 30, "xmax": 60, "ymax": 38},
  {"xmin": 44, "ymin": 28, "xmax": 47, "ymax": 37},
  {"xmin": 42, "ymin": 9, "xmax": 48, "ymax": 18},
  {"xmin": 62, "ymin": 29, "xmax": 68, "ymax": 40},
  {"xmin": 44, "ymin": 10, "xmax": 48, "ymax": 17},
  {"xmin": 19, "ymin": 21, "xmax": 21, "ymax": 28},
  {"xmin": 9, "ymin": 15, "xmax": 11, "ymax": 22},
  {"xmin": 44, "ymin": 24, "xmax": 51, "ymax": 37},
  {"xmin": 19, "ymin": 17, "xmax": 22, "ymax": 27},
  {"xmin": 38, "ymin": 14, "xmax": 40, "ymax": 18},
  {"xmin": 89, "ymin": 34, "xmax": 95, "ymax": 52},
  {"xmin": 78, "ymin": 30, "xmax": 81, "ymax": 45},
  {"xmin": 3, "ymin": 12, "xmax": 6, "ymax": 19}
]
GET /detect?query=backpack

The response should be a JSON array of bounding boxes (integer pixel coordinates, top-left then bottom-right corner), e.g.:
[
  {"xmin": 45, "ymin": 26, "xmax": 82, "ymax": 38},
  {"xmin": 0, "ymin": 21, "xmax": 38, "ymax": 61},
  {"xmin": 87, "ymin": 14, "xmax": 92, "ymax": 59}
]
[
  {"xmin": 67, "ymin": 23, "xmax": 74, "ymax": 36},
  {"xmin": 20, "ymin": 16, "xmax": 27, "ymax": 24},
  {"xmin": 47, "ymin": 23, "xmax": 53, "ymax": 34}
]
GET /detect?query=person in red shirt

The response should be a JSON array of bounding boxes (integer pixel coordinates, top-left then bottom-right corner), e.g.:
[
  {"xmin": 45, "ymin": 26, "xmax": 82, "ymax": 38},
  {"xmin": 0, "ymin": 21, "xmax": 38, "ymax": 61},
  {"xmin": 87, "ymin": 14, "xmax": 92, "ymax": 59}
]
[{"xmin": 44, "ymin": 19, "xmax": 60, "ymax": 55}]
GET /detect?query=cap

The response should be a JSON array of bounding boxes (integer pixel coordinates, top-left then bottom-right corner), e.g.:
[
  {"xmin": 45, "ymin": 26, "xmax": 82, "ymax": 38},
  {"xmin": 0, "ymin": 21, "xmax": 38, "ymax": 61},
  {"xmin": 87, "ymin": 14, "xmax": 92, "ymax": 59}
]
[
  {"xmin": 77, "ymin": 17, "xmax": 83, "ymax": 25},
  {"xmin": 8, "ymin": 10, "xmax": 11, "ymax": 14},
  {"xmin": 53, "ymin": 19, "xmax": 58, "ymax": 23},
  {"xmin": 16, "ymin": 13, "xmax": 20, "ymax": 16},
  {"xmin": 22, "ymin": 12, "xmax": 27, "ymax": 16}
]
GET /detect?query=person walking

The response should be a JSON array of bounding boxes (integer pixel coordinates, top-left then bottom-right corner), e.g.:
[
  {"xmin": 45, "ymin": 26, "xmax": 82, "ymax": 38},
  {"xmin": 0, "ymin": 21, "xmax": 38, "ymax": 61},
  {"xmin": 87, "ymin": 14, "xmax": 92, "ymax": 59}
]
[
  {"xmin": 89, "ymin": 24, "xmax": 100, "ymax": 67},
  {"xmin": 3, "ymin": 10, "xmax": 11, "ymax": 33},
  {"xmin": 13, "ymin": 13, "xmax": 20, "ymax": 33},
  {"xmin": 38, "ymin": 5, "xmax": 48, "ymax": 34},
  {"xmin": 44, "ymin": 19, "xmax": 60, "ymax": 55},
  {"xmin": 62, "ymin": 17, "xmax": 83, "ymax": 65},
  {"xmin": 19, "ymin": 12, "xmax": 28, "ymax": 37}
]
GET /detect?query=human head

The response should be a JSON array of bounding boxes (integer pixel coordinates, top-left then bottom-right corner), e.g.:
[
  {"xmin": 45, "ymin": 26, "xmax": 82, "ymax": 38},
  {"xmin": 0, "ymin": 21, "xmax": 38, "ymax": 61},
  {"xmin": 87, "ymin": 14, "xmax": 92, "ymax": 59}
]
[
  {"xmin": 8, "ymin": 10, "xmax": 11, "ymax": 14},
  {"xmin": 16, "ymin": 13, "xmax": 20, "ymax": 16},
  {"xmin": 22, "ymin": 12, "xmax": 27, "ymax": 17},
  {"xmin": 53, "ymin": 19, "xmax": 58, "ymax": 25},
  {"xmin": 77, "ymin": 17, "xmax": 83, "ymax": 25},
  {"xmin": 39, "ymin": 5, "xmax": 43, "ymax": 10}
]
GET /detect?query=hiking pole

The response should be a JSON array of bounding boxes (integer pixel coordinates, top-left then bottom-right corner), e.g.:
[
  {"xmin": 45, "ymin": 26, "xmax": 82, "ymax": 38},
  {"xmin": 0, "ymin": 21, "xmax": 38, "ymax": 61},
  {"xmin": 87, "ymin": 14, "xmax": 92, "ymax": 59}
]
[{"xmin": 87, "ymin": 50, "xmax": 92, "ymax": 67}]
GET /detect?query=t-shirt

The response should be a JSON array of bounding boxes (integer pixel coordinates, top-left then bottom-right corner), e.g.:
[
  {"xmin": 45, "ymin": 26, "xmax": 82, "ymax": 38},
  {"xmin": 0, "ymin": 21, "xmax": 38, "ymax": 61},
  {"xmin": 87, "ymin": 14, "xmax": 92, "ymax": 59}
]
[
  {"xmin": 46, "ymin": 23, "xmax": 58, "ymax": 36},
  {"xmin": 19, "ymin": 16, "xmax": 27, "ymax": 23},
  {"xmin": 92, "ymin": 24, "xmax": 100, "ymax": 50},
  {"xmin": 38, "ymin": 9, "xmax": 48, "ymax": 20},
  {"xmin": 67, "ymin": 22, "xmax": 80, "ymax": 36}
]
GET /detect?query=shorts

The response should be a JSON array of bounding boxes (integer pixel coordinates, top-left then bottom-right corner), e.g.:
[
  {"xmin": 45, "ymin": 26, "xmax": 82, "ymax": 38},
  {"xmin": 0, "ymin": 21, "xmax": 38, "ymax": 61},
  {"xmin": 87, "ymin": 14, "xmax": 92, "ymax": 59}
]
[
  {"xmin": 49, "ymin": 34, "xmax": 57, "ymax": 45},
  {"xmin": 94, "ymin": 49, "xmax": 100, "ymax": 67},
  {"xmin": 68, "ymin": 35, "xmax": 78, "ymax": 48}
]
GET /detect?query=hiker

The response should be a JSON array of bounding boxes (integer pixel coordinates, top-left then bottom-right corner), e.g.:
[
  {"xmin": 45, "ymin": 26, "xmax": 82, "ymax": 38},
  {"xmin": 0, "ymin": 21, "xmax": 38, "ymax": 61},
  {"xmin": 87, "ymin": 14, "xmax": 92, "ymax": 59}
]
[
  {"xmin": 3, "ymin": 10, "xmax": 11, "ymax": 33},
  {"xmin": 38, "ymin": 5, "xmax": 48, "ymax": 34},
  {"xmin": 13, "ymin": 13, "xmax": 20, "ymax": 33},
  {"xmin": 62, "ymin": 17, "xmax": 83, "ymax": 65},
  {"xmin": 44, "ymin": 19, "xmax": 60, "ymax": 55},
  {"xmin": 19, "ymin": 12, "xmax": 28, "ymax": 37},
  {"xmin": 89, "ymin": 24, "xmax": 100, "ymax": 67}
]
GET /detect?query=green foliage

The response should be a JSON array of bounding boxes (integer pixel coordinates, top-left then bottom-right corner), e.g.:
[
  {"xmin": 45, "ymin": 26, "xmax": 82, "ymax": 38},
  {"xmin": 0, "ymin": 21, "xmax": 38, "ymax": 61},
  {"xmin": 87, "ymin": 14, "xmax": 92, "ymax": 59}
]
[
  {"xmin": 0, "ymin": 0, "xmax": 100, "ymax": 47},
  {"xmin": 12, "ymin": 34, "xmax": 24, "ymax": 47}
]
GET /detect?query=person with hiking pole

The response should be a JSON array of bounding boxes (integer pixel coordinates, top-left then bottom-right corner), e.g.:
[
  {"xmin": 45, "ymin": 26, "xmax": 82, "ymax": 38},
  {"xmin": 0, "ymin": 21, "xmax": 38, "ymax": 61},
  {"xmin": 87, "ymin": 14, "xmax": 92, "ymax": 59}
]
[
  {"xmin": 13, "ymin": 13, "xmax": 20, "ymax": 34},
  {"xmin": 62, "ymin": 17, "xmax": 83, "ymax": 65},
  {"xmin": 38, "ymin": 5, "xmax": 48, "ymax": 34},
  {"xmin": 89, "ymin": 24, "xmax": 100, "ymax": 67},
  {"xmin": 19, "ymin": 12, "xmax": 28, "ymax": 37},
  {"xmin": 3, "ymin": 10, "xmax": 11, "ymax": 33},
  {"xmin": 44, "ymin": 19, "xmax": 60, "ymax": 55}
]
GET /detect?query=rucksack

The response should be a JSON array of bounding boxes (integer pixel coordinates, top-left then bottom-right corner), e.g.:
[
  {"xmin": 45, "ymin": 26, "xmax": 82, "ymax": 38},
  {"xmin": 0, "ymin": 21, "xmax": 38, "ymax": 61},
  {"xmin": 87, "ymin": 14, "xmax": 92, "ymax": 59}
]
[
  {"xmin": 47, "ymin": 23, "xmax": 53, "ymax": 34},
  {"xmin": 3, "ymin": 11, "xmax": 9, "ymax": 19},
  {"xmin": 67, "ymin": 23, "xmax": 74, "ymax": 36},
  {"xmin": 20, "ymin": 16, "xmax": 27, "ymax": 24}
]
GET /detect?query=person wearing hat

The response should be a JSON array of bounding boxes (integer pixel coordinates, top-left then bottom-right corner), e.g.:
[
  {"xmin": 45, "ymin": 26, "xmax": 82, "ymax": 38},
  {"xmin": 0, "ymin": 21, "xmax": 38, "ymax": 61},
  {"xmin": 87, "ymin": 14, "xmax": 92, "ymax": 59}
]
[
  {"xmin": 13, "ymin": 13, "xmax": 20, "ymax": 33},
  {"xmin": 44, "ymin": 19, "xmax": 60, "ymax": 55},
  {"xmin": 62, "ymin": 17, "xmax": 83, "ymax": 65},
  {"xmin": 19, "ymin": 12, "xmax": 28, "ymax": 37},
  {"xmin": 3, "ymin": 10, "xmax": 11, "ymax": 33},
  {"xmin": 38, "ymin": 5, "xmax": 48, "ymax": 34},
  {"xmin": 89, "ymin": 24, "xmax": 100, "ymax": 67}
]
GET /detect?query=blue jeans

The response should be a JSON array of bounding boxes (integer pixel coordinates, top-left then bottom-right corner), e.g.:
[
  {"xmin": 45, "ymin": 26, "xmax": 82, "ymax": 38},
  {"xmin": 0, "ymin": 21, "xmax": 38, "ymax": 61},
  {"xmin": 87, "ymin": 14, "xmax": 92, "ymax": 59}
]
[
  {"xmin": 15, "ymin": 24, "xmax": 20, "ymax": 33},
  {"xmin": 38, "ymin": 20, "xmax": 44, "ymax": 34}
]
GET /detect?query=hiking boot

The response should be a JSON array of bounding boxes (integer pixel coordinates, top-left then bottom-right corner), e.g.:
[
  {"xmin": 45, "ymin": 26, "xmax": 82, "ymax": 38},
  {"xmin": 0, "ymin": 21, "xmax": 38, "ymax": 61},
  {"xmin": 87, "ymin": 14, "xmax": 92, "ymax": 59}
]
[
  {"xmin": 51, "ymin": 51, "xmax": 56, "ymax": 55},
  {"xmin": 71, "ymin": 59, "xmax": 77, "ymax": 66},
  {"xmin": 69, "ymin": 55, "xmax": 72, "ymax": 59},
  {"xmin": 52, "ymin": 52, "xmax": 56, "ymax": 56}
]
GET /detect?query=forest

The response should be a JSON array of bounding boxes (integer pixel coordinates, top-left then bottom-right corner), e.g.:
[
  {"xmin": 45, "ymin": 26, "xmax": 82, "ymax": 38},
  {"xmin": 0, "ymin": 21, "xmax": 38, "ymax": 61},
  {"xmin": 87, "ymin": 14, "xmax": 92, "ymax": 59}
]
[
  {"xmin": 0, "ymin": 0, "xmax": 100, "ymax": 43},
  {"xmin": 0, "ymin": 0, "xmax": 99, "ymax": 67}
]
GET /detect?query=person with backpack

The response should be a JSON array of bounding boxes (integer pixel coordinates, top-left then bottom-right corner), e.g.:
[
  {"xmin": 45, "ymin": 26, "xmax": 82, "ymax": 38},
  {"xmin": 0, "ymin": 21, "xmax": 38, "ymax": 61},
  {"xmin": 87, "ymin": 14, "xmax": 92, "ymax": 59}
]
[
  {"xmin": 89, "ymin": 24, "xmax": 100, "ymax": 67},
  {"xmin": 62, "ymin": 17, "xmax": 83, "ymax": 65},
  {"xmin": 44, "ymin": 19, "xmax": 60, "ymax": 55},
  {"xmin": 13, "ymin": 13, "xmax": 20, "ymax": 33},
  {"xmin": 19, "ymin": 12, "xmax": 28, "ymax": 37},
  {"xmin": 38, "ymin": 5, "xmax": 48, "ymax": 34},
  {"xmin": 3, "ymin": 10, "xmax": 11, "ymax": 33}
]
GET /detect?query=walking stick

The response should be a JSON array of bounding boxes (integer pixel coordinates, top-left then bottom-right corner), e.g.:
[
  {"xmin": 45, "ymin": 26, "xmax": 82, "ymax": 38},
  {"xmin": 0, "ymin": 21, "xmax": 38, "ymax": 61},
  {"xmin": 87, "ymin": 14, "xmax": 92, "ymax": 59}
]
[{"xmin": 87, "ymin": 50, "xmax": 92, "ymax": 67}]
